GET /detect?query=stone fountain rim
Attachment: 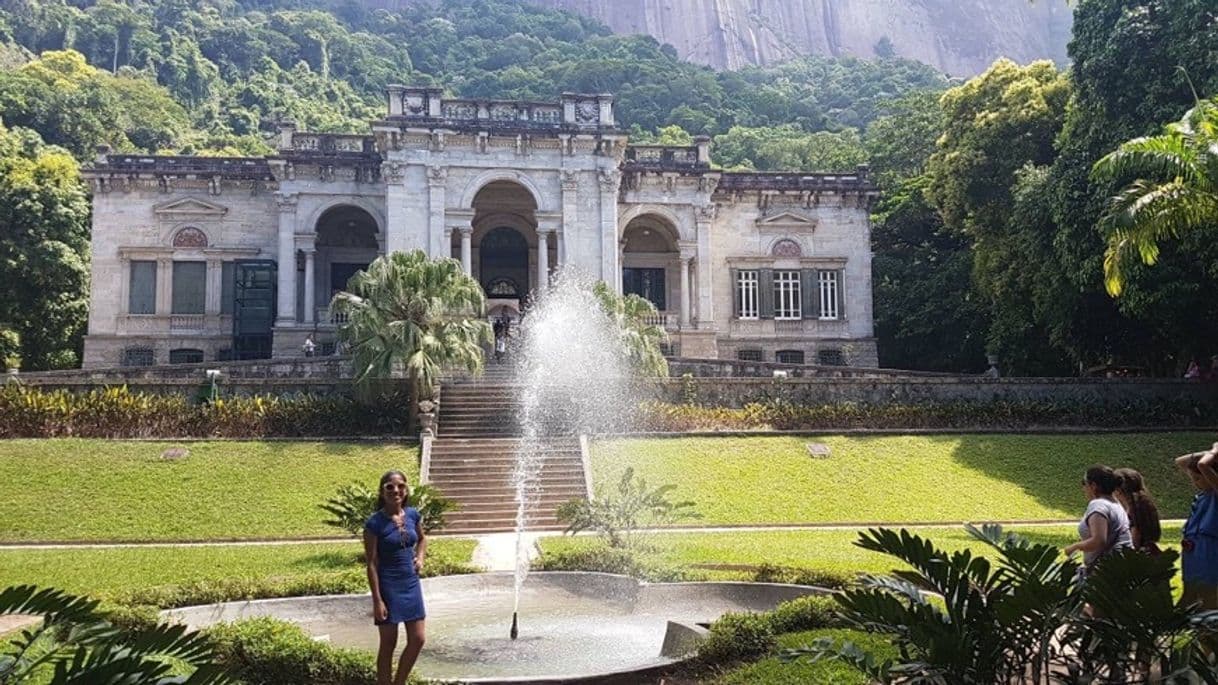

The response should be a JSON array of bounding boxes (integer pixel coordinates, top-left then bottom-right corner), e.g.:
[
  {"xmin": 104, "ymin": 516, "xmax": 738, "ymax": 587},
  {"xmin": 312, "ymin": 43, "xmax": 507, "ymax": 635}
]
[{"xmin": 160, "ymin": 572, "xmax": 833, "ymax": 684}]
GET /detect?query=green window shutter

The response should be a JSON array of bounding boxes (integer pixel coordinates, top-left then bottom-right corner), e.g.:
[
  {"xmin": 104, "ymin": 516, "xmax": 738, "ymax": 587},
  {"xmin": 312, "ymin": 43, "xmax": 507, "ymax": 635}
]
[
  {"xmin": 758, "ymin": 268, "xmax": 774, "ymax": 319},
  {"xmin": 800, "ymin": 269, "xmax": 817, "ymax": 319},
  {"xmin": 730, "ymin": 268, "xmax": 740, "ymax": 318},
  {"xmin": 836, "ymin": 269, "xmax": 846, "ymax": 319},
  {"xmin": 128, "ymin": 261, "xmax": 157, "ymax": 314},
  {"xmin": 221, "ymin": 262, "xmax": 235, "ymax": 315}
]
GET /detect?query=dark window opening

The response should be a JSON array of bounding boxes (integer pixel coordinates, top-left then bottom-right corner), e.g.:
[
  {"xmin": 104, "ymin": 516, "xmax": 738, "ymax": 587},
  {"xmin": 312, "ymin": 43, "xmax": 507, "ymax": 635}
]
[
  {"xmin": 169, "ymin": 349, "xmax": 204, "ymax": 364},
  {"xmin": 737, "ymin": 349, "xmax": 763, "ymax": 362},
  {"xmin": 776, "ymin": 350, "xmax": 805, "ymax": 365},
  {"xmin": 122, "ymin": 347, "xmax": 154, "ymax": 367},
  {"xmin": 818, "ymin": 349, "xmax": 845, "ymax": 366}
]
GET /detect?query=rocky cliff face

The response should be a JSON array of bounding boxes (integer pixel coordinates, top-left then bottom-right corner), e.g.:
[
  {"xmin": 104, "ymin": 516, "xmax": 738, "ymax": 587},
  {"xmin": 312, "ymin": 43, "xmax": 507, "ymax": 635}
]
[{"xmin": 525, "ymin": 0, "xmax": 1073, "ymax": 76}]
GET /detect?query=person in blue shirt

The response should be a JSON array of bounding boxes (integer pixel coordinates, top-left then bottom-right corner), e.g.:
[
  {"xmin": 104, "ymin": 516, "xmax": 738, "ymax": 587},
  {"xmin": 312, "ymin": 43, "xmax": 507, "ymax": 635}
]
[
  {"xmin": 1176, "ymin": 445, "xmax": 1218, "ymax": 610},
  {"xmin": 364, "ymin": 470, "xmax": 427, "ymax": 685}
]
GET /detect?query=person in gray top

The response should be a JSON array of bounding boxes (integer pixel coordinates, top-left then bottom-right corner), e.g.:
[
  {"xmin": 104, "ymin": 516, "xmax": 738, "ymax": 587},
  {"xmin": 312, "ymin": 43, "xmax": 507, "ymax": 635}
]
[{"xmin": 1065, "ymin": 465, "xmax": 1134, "ymax": 573}]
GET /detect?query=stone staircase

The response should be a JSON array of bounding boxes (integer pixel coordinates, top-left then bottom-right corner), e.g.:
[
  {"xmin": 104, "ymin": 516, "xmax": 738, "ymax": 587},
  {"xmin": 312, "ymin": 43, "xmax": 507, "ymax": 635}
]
[{"xmin": 427, "ymin": 366, "xmax": 589, "ymax": 535}]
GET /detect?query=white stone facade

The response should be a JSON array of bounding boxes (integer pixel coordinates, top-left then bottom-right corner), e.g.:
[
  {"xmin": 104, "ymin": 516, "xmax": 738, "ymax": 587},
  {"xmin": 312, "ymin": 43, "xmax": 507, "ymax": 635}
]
[{"xmin": 82, "ymin": 87, "xmax": 878, "ymax": 368}]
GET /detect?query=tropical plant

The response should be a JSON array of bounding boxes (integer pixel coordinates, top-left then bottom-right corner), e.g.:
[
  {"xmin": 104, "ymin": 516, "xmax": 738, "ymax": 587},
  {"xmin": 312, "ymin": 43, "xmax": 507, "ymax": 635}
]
[
  {"xmin": 591, "ymin": 281, "xmax": 668, "ymax": 377},
  {"xmin": 1092, "ymin": 98, "xmax": 1218, "ymax": 296},
  {"xmin": 556, "ymin": 467, "xmax": 699, "ymax": 548},
  {"xmin": 0, "ymin": 584, "xmax": 231, "ymax": 684},
  {"xmin": 320, "ymin": 482, "xmax": 459, "ymax": 536},
  {"xmin": 782, "ymin": 525, "xmax": 1218, "ymax": 684},
  {"xmin": 331, "ymin": 250, "xmax": 491, "ymax": 409}
]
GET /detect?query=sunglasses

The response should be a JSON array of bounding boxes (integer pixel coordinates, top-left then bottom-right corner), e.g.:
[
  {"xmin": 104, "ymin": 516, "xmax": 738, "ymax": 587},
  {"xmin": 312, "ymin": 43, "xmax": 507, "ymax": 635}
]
[{"xmin": 383, "ymin": 483, "xmax": 407, "ymax": 491}]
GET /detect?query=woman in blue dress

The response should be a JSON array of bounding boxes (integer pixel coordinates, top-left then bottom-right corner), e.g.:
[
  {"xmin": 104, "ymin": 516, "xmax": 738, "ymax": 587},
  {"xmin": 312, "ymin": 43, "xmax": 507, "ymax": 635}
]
[
  {"xmin": 1177, "ymin": 446, "xmax": 1218, "ymax": 610},
  {"xmin": 364, "ymin": 470, "xmax": 427, "ymax": 685}
]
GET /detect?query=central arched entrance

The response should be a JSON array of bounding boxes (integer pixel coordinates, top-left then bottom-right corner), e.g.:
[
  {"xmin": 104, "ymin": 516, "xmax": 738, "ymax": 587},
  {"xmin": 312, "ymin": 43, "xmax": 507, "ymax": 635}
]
[
  {"xmin": 312, "ymin": 204, "xmax": 380, "ymax": 324},
  {"xmin": 479, "ymin": 226, "xmax": 528, "ymax": 300}
]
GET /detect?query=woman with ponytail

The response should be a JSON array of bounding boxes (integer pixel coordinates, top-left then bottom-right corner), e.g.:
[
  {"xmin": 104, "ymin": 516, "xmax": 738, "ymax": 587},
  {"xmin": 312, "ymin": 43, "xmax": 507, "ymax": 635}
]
[
  {"xmin": 364, "ymin": 470, "xmax": 427, "ymax": 685},
  {"xmin": 1114, "ymin": 467, "xmax": 1162, "ymax": 554},
  {"xmin": 1064, "ymin": 465, "xmax": 1133, "ymax": 577}
]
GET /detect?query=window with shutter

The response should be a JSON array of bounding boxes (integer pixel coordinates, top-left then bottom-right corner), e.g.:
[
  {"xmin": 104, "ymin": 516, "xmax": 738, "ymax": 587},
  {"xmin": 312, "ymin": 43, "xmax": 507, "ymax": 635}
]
[
  {"xmin": 172, "ymin": 261, "xmax": 206, "ymax": 315},
  {"xmin": 773, "ymin": 270, "xmax": 801, "ymax": 319},
  {"xmin": 735, "ymin": 270, "xmax": 759, "ymax": 319},
  {"xmin": 128, "ymin": 261, "xmax": 157, "ymax": 314},
  {"xmin": 758, "ymin": 269, "xmax": 774, "ymax": 319},
  {"xmin": 221, "ymin": 262, "xmax": 235, "ymax": 315}
]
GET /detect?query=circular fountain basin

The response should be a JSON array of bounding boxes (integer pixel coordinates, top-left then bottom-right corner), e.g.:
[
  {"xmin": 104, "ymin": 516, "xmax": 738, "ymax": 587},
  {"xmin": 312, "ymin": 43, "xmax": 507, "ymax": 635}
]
[{"xmin": 163, "ymin": 572, "xmax": 826, "ymax": 683}]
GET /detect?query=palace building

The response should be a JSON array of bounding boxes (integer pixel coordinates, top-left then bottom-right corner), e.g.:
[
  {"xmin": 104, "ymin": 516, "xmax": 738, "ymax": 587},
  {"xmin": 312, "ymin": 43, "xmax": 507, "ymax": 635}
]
[{"xmin": 81, "ymin": 86, "xmax": 879, "ymax": 368}]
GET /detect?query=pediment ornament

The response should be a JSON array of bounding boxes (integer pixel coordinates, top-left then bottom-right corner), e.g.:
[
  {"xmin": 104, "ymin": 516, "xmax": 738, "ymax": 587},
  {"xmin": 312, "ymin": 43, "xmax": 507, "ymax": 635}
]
[
  {"xmin": 153, "ymin": 197, "xmax": 229, "ymax": 218},
  {"xmin": 756, "ymin": 211, "xmax": 817, "ymax": 230}
]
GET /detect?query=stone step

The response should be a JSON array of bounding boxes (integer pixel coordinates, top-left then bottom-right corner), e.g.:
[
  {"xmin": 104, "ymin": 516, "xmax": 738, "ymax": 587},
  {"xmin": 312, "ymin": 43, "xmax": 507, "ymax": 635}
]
[
  {"xmin": 428, "ymin": 482, "xmax": 586, "ymax": 495},
  {"xmin": 429, "ymin": 475, "xmax": 587, "ymax": 488},
  {"xmin": 440, "ymin": 493, "xmax": 581, "ymax": 507},
  {"xmin": 428, "ymin": 456, "xmax": 583, "ymax": 466}
]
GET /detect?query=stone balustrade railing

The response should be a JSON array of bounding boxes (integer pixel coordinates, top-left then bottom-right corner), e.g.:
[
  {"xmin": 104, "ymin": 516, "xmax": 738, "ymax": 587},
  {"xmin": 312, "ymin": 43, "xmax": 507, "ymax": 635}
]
[{"xmin": 288, "ymin": 133, "xmax": 375, "ymax": 155}]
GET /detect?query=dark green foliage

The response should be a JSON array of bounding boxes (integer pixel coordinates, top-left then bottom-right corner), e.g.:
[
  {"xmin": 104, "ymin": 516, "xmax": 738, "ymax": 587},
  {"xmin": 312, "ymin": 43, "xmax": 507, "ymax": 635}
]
[
  {"xmin": 531, "ymin": 544, "xmax": 693, "ymax": 583},
  {"xmin": 0, "ymin": 584, "xmax": 232, "ymax": 684},
  {"xmin": 0, "ymin": 122, "xmax": 90, "ymax": 371},
  {"xmin": 764, "ymin": 595, "xmax": 839, "ymax": 634},
  {"xmin": 556, "ymin": 466, "xmax": 699, "ymax": 548},
  {"xmin": 637, "ymin": 397, "xmax": 1218, "ymax": 432},
  {"xmin": 205, "ymin": 617, "xmax": 377, "ymax": 685},
  {"xmin": 0, "ymin": 384, "xmax": 414, "ymax": 438},
  {"xmin": 782, "ymin": 525, "xmax": 1218, "ymax": 683},
  {"xmin": 320, "ymin": 482, "xmax": 459, "ymax": 536},
  {"xmin": 696, "ymin": 612, "xmax": 778, "ymax": 663},
  {"xmin": 752, "ymin": 564, "xmax": 854, "ymax": 591}
]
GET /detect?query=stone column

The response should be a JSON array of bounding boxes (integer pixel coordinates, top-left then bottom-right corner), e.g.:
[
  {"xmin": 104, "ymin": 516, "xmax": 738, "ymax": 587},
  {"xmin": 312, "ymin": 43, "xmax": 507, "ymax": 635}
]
[
  {"xmin": 302, "ymin": 245, "xmax": 316, "ymax": 324},
  {"xmin": 598, "ymin": 169, "xmax": 620, "ymax": 293},
  {"xmin": 156, "ymin": 256, "xmax": 172, "ymax": 315},
  {"xmin": 695, "ymin": 204, "xmax": 716, "ymax": 324},
  {"xmin": 537, "ymin": 230, "xmax": 550, "ymax": 288},
  {"xmin": 679, "ymin": 255, "xmax": 692, "ymax": 328},
  {"xmin": 205, "ymin": 257, "xmax": 222, "ymax": 316},
  {"xmin": 275, "ymin": 194, "xmax": 298, "ymax": 326},
  {"xmin": 460, "ymin": 228, "xmax": 473, "ymax": 275},
  {"xmin": 427, "ymin": 165, "xmax": 447, "ymax": 258}
]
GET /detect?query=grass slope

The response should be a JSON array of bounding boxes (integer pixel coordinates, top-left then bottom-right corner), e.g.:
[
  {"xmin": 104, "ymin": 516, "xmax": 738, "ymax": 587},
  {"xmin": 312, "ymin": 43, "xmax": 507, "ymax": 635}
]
[
  {"xmin": 0, "ymin": 539, "xmax": 476, "ymax": 599},
  {"xmin": 540, "ymin": 525, "xmax": 1184, "ymax": 582},
  {"xmin": 591, "ymin": 434, "xmax": 1206, "ymax": 525},
  {"xmin": 0, "ymin": 440, "xmax": 419, "ymax": 542}
]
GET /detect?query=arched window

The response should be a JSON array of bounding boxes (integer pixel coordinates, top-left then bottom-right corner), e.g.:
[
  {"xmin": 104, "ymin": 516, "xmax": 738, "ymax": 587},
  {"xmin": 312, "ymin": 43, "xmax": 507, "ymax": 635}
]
[{"xmin": 172, "ymin": 227, "xmax": 208, "ymax": 248}]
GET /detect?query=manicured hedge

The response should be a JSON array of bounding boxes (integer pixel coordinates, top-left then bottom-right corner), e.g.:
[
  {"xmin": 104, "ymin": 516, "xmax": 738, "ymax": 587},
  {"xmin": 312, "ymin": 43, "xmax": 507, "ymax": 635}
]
[
  {"xmin": 206, "ymin": 617, "xmax": 381, "ymax": 685},
  {"xmin": 637, "ymin": 397, "xmax": 1218, "ymax": 432},
  {"xmin": 531, "ymin": 544, "xmax": 697, "ymax": 582},
  {"xmin": 696, "ymin": 595, "xmax": 839, "ymax": 664},
  {"xmin": 0, "ymin": 385, "xmax": 411, "ymax": 438}
]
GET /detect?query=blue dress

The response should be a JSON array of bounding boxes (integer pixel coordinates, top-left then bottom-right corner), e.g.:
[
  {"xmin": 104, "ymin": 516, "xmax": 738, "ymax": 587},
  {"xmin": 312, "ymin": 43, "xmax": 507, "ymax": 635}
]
[
  {"xmin": 1183, "ymin": 491, "xmax": 1218, "ymax": 585},
  {"xmin": 365, "ymin": 508, "xmax": 425, "ymax": 625}
]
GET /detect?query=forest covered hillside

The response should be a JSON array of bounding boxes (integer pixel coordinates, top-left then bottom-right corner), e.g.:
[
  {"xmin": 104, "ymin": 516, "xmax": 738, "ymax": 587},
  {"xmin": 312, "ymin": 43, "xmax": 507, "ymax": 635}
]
[{"xmin": 0, "ymin": 0, "xmax": 948, "ymax": 166}]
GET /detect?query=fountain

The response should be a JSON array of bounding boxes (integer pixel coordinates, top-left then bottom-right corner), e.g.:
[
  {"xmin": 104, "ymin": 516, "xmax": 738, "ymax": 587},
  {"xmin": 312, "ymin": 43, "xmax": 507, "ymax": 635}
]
[{"xmin": 163, "ymin": 272, "xmax": 828, "ymax": 682}]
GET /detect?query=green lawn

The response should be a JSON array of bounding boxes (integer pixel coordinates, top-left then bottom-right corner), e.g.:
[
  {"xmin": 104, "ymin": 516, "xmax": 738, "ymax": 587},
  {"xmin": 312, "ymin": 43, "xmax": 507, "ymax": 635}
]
[
  {"xmin": 0, "ymin": 440, "xmax": 420, "ymax": 542},
  {"xmin": 0, "ymin": 539, "xmax": 476, "ymax": 600},
  {"xmin": 714, "ymin": 628, "xmax": 896, "ymax": 685},
  {"xmin": 540, "ymin": 525, "xmax": 1184, "ymax": 582},
  {"xmin": 591, "ymin": 434, "xmax": 1207, "ymax": 525}
]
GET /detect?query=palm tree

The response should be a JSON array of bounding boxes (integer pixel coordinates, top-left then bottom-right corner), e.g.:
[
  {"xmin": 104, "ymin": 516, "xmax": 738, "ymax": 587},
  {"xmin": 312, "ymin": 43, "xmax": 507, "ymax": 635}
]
[
  {"xmin": 330, "ymin": 250, "xmax": 491, "ymax": 409},
  {"xmin": 592, "ymin": 281, "xmax": 668, "ymax": 377},
  {"xmin": 1092, "ymin": 98, "xmax": 1218, "ymax": 296},
  {"xmin": 0, "ymin": 584, "xmax": 231, "ymax": 684}
]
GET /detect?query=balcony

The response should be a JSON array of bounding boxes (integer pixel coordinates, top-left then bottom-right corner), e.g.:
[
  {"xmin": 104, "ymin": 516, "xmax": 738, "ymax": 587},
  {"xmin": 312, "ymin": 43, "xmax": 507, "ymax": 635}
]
[
  {"xmin": 315, "ymin": 307, "xmax": 349, "ymax": 326},
  {"xmin": 169, "ymin": 314, "xmax": 206, "ymax": 332},
  {"xmin": 729, "ymin": 318, "xmax": 849, "ymax": 337}
]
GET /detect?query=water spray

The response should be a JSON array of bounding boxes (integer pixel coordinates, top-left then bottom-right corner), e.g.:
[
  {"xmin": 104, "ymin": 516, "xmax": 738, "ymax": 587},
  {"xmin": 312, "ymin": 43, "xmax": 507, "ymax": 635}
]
[{"xmin": 509, "ymin": 611, "xmax": 519, "ymax": 640}]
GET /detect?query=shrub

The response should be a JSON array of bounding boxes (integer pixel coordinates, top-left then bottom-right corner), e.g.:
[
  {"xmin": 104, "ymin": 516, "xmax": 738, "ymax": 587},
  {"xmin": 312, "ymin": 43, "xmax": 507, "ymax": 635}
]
[
  {"xmin": 637, "ymin": 397, "xmax": 1218, "ymax": 432},
  {"xmin": 697, "ymin": 611, "xmax": 778, "ymax": 663},
  {"xmin": 532, "ymin": 544, "xmax": 694, "ymax": 583},
  {"xmin": 0, "ymin": 384, "xmax": 412, "ymax": 438},
  {"xmin": 556, "ymin": 467, "xmax": 700, "ymax": 549},
  {"xmin": 765, "ymin": 595, "xmax": 839, "ymax": 634},
  {"xmin": 206, "ymin": 617, "xmax": 381, "ymax": 685},
  {"xmin": 751, "ymin": 563, "xmax": 854, "ymax": 590},
  {"xmin": 321, "ymin": 482, "xmax": 460, "ymax": 537}
]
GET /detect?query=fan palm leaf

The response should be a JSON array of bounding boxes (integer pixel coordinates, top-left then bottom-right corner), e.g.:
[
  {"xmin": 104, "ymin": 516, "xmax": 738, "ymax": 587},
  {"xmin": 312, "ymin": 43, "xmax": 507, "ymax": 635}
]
[{"xmin": 1093, "ymin": 99, "xmax": 1218, "ymax": 296}]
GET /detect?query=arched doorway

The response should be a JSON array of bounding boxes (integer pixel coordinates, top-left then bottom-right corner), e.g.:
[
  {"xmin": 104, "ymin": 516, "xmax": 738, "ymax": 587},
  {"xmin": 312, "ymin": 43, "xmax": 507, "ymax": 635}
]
[
  {"xmin": 312, "ymin": 204, "xmax": 379, "ymax": 323},
  {"xmin": 479, "ymin": 226, "xmax": 528, "ymax": 300},
  {"xmin": 621, "ymin": 214, "xmax": 680, "ymax": 322}
]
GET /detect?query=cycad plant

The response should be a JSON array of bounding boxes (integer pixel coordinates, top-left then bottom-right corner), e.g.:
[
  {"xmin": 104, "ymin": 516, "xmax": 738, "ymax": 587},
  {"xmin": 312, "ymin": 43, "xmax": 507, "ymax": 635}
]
[
  {"xmin": 1092, "ymin": 98, "xmax": 1218, "ymax": 296},
  {"xmin": 0, "ymin": 584, "xmax": 231, "ymax": 684},
  {"xmin": 331, "ymin": 250, "xmax": 491, "ymax": 410},
  {"xmin": 591, "ymin": 281, "xmax": 668, "ymax": 377},
  {"xmin": 784, "ymin": 525, "xmax": 1218, "ymax": 684}
]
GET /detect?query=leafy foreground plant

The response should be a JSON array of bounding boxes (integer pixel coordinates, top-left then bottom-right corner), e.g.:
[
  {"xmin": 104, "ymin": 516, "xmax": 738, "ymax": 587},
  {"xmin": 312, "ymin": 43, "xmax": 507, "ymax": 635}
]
[
  {"xmin": 321, "ymin": 482, "xmax": 459, "ymax": 536},
  {"xmin": 782, "ymin": 525, "xmax": 1218, "ymax": 684},
  {"xmin": 0, "ymin": 584, "xmax": 230, "ymax": 684},
  {"xmin": 556, "ymin": 467, "xmax": 699, "ymax": 549}
]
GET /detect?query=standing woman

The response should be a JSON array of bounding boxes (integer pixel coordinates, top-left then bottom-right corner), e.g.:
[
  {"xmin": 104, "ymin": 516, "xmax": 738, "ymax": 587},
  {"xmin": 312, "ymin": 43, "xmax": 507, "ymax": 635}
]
[
  {"xmin": 365, "ymin": 470, "xmax": 427, "ymax": 685},
  {"xmin": 1064, "ymin": 465, "xmax": 1133, "ymax": 576},
  {"xmin": 1176, "ymin": 446, "xmax": 1218, "ymax": 610},
  {"xmin": 1114, "ymin": 467, "xmax": 1162, "ymax": 554}
]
